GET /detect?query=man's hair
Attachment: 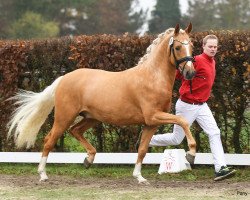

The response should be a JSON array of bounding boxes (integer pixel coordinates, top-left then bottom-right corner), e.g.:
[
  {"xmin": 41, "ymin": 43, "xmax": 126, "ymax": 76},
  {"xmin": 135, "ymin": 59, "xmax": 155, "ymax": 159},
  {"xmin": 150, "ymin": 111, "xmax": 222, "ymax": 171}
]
[{"xmin": 203, "ymin": 35, "xmax": 218, "ymax": 45}]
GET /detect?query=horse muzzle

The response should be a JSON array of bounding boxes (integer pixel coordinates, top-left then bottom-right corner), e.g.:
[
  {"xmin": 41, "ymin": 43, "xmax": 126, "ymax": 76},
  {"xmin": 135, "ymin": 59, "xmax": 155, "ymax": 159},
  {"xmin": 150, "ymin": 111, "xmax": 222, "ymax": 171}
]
[{"xmin": 183, "ymin": 68, "xmax": 196, "ymax": 80}]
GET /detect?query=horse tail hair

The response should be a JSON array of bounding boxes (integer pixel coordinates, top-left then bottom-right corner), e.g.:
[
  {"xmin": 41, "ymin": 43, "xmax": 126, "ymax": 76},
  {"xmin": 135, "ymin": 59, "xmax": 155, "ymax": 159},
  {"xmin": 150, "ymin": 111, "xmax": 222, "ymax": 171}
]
[{"xmin": 7, "ymin": 76, "xmax": 63, "ymax": 149}]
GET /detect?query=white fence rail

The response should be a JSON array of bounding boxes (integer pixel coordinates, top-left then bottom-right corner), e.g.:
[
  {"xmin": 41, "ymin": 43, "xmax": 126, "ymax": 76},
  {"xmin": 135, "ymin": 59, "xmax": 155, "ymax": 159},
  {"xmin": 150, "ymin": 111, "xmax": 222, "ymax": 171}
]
[{"xmin": 0, "ymin": 152, "xmax": 250, "ymax": 165}]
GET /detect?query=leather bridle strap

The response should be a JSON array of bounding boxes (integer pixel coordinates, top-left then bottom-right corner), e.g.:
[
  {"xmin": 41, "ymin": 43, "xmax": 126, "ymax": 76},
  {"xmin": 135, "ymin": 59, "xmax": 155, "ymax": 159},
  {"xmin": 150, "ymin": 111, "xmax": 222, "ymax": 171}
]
[{"xmin": 170, "ymin": 39, "xmax": 194, "ymax": 73}]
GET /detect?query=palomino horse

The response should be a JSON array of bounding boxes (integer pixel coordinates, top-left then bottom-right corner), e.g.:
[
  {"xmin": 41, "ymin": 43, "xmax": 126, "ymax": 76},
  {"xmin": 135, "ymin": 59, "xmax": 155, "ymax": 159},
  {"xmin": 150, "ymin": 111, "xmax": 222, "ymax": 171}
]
[{"xmin": 8, "ymin": 23, "xmax": 196, "ymax": 184}]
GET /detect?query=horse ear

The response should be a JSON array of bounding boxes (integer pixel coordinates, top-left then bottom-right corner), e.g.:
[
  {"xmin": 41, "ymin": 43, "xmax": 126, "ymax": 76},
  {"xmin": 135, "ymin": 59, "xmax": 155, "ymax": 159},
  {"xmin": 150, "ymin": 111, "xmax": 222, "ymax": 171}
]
[
  {"xmin": 185, "ymin": 22, "xmax": 192, "ymax": 34},
  {"xmin": 174, "ymin": 24, "xmax": 180, "ymax": 35}
]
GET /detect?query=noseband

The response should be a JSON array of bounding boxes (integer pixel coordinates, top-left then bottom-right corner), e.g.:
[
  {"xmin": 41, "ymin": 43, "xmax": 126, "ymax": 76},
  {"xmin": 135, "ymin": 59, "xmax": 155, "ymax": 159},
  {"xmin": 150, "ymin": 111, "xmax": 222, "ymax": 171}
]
[{"xmin": 169, "ymin": 38, "xmax": 194, "ymax": 74}]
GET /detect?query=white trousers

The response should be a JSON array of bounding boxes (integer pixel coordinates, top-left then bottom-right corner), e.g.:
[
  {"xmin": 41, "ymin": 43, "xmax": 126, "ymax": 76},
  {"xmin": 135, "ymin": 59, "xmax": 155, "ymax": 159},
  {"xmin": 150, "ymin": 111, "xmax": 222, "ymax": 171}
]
[{"xmin": 150, "ymin": 99, "xmax": 226, "ymax": 172}]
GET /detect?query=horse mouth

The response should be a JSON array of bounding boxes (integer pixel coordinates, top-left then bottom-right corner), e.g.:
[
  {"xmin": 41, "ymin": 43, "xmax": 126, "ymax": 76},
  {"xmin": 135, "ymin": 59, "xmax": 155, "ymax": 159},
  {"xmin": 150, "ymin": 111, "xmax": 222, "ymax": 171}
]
[{"xmin": 184, "ymin": 70, "xmax": 196, "ymax": 80}]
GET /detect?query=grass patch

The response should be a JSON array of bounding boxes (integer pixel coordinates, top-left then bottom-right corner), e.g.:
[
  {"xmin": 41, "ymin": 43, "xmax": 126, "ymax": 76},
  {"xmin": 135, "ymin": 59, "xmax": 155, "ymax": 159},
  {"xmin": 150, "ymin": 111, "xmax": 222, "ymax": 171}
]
[{"xmin": 0, "ymin": 163, "xmax": 249, "ymax": 181}]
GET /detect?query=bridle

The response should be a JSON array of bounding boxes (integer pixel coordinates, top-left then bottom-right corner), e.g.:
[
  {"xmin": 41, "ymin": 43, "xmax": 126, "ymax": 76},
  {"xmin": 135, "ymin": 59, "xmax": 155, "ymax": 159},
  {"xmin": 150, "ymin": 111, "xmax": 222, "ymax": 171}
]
[{"xmin": 169, "ymin": 37, "xmax": 195, "ymax": 74}]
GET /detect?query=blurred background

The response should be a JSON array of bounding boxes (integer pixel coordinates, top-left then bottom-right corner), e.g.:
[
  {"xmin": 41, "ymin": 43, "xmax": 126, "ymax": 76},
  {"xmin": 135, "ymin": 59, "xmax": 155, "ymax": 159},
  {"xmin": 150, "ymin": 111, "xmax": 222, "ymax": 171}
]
[{"xmin": 0, "ymin": 0, "xmax": 249, "ymax": 40}]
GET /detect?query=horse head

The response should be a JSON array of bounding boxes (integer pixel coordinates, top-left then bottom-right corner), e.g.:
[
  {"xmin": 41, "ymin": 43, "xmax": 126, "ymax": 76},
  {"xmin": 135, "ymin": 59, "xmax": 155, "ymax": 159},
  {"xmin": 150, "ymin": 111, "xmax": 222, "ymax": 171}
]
[{"xmin": 169, "ymin": 23, "xmax": 196, "ymax": 80}]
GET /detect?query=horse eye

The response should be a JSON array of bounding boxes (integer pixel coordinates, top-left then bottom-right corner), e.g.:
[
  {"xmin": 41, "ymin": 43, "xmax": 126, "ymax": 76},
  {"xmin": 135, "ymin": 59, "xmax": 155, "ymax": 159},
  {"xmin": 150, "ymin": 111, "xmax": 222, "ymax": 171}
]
[{"xmin": 175, "ymin": 46, "xmax": 181, "ymax": 51}]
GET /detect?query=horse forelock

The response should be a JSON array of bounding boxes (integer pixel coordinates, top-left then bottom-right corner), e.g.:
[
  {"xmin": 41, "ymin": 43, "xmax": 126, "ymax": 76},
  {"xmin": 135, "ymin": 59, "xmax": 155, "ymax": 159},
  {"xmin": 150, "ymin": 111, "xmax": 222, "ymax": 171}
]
[
  {"xmin": 179, "ymin": 29, "xmax": 185, "ymax": 33},
  {"xmin": 138, "ymin": 28, "xmax": 175, "ymax": 65}
]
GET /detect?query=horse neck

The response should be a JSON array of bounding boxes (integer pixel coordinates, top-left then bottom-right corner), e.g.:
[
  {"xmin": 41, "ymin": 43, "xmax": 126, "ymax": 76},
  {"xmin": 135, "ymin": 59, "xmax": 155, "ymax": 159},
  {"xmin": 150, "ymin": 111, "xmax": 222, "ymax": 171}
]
[{"xmin": 141, "ymin": 39, "xmax": 176, "ymax": 88}]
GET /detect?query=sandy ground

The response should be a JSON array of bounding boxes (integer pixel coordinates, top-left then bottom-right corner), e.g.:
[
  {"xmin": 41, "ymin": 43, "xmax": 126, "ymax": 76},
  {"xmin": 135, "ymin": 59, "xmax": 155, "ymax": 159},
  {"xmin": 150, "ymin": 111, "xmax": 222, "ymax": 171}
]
[{"xmin": 0, "ymin": 174, "xmax": 249, "ymax": 200}]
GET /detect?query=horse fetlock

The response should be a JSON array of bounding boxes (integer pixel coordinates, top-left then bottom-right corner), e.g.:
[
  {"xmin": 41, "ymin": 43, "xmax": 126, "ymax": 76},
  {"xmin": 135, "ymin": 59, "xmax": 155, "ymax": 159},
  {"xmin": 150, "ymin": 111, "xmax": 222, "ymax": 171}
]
[
  {"xmin": 37, "ymin": 168, "xmax": 43, "ymax": 174},
  {"xmin": 133, "ymin": 162, "xmax": 144, "ymax": 179},
  {"xmin": 39, "ymin": 171, "xmax": 48, "ymax": 182},
  {"xmin": 189, "ymin": 141, "xmax": 196, "ymax": 149},
  {"xmin": 133, "ymin": 170, "xmax": 141, "ymax": 177},
  {"xmin": 188, "ymin": 140, "xmax": 196, "ymax": 153},
  {"xmin": 87, "ymin": 152, "xmax": 96, "ymax": 162},
  {"xmin": 133, "ymin": 170, "xmax": 149, "ymax": 184}
]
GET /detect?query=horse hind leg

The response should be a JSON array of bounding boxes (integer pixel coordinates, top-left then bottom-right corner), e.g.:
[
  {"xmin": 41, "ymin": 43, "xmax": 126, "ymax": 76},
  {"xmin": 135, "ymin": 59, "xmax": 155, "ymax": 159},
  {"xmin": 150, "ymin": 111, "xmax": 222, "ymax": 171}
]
[
  {"xmin": 133, "ymin": 126, "xmax": 157, "ymax": 185},
  {"xmin": 38, "ymin": 123, "xmax": 70, "ymax": 181},
  {"xmin": 38, "ymin": 131, "xmax": 51, "ymax": 181},
  {"xmin": 38, "ymin": 112, "xmax": 78, "ymax": 181},
  {"xmin": 69, "ymin": 118, "xmax": 100, "ymax": 168}
]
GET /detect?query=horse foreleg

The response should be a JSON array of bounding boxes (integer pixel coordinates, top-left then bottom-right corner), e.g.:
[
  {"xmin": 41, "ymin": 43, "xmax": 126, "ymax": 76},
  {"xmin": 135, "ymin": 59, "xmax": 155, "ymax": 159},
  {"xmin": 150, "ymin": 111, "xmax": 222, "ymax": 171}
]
[
  {"xmin": 133, "ymin": 126, "xmax": 157, "ymax": 184},
  {"xmin": 69, "ymin": 118, "xmax": 100, "ymax": 168},
  {"xmin": 151, "ymin": 112, "xmax": 196, "ymax": 158}
]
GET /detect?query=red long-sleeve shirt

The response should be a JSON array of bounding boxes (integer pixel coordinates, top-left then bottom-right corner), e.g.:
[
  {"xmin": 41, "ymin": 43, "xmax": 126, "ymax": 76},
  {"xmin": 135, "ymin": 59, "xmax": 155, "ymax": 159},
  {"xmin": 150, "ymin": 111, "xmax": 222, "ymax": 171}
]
[{"xmin": 176, "ymin": 53, "xmax": 216, "ymax": 103}]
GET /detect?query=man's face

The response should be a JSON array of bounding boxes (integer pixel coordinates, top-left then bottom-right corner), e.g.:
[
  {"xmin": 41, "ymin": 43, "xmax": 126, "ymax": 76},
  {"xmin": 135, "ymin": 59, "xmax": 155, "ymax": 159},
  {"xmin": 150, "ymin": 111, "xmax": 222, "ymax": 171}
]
[{"xmin": 203, "ymin": 39, "xmax": 218, "ymax": 57}]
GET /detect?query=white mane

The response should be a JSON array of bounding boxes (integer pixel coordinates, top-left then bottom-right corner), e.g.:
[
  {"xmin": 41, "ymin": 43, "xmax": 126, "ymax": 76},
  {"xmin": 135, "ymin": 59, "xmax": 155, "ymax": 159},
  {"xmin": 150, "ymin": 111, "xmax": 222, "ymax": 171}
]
[{"xmin": 138, "ymin": 28, "xmax": 186, "ymax": 65}]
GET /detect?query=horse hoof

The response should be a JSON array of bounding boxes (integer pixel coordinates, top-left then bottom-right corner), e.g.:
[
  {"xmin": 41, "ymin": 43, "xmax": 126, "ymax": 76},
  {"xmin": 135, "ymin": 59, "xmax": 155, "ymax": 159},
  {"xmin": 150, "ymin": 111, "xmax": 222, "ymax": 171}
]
[
  {"xmin": 139, "ymin": 180, "xmax": 150, "ymax": 185},
  {"xmin": 83, "ymin": 157, "xmax": 92, "ymax": 169},
  {"xmin": 39, "ymin": 177, "xmax": 48, "ymax": 182},
  {"xmin": 135, "ymin": 175, "xmax": 150, "ymax": 185},
  {"xmin": 39, "ymin": 172, "xmax": 48, "ymax": 182},
  {"xmin": 186, "ymin": 151, "xmax": 195, "ymax": 165}
]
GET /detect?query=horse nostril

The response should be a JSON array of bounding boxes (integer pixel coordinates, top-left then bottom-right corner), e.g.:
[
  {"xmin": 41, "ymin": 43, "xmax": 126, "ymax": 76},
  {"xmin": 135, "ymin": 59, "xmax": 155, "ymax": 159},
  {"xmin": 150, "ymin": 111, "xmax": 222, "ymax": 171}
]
[
  {"xmin": 186, "ymin": 71, "xmax": 196, "ymax": 80},
  {"xmin": 192, "ymin": 71, "xmax": 196, "ymax": 77}
]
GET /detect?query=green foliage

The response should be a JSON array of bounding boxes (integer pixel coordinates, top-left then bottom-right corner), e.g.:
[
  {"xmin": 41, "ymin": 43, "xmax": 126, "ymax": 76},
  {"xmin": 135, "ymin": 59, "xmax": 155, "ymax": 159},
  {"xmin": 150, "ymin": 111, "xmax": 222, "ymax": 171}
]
[
  {"xmin": 217, "ymin": 0, "xmax": 250, "ymax": 30},
  {"xmin": 2, "ymin": 0, "xmax": 94, "ymax": 20},
  {"xmin": 0, "ymin": 163, "xmax": 249, "ymax": 182},
  {"xmin": 184, "ymin": 0, "xmax": 250, "ymax": 31},
  {"xmin": 8, "ymin": 11, "xmax": 59, "ymax": 39},
  {"xmin": 1, "ymin": 0, "xmax": 250, "ymax": 38},
  {"xmin": 148, "ymin": 0, "xmax": 182, "ymax": 33},
  {"xmin": 63, "ymin": 133, "xmax": 85, "ymax": 152},
  {"xmin": 0, "ymin": 0, "xmax": 141, "ymax": 38},
  {"xmin": 72, "ymin": 0, "xmax": 143, "ymax": 35},
  {"xmin": 182, "ymin": 0, "xmax": 219, "ymax": 31}
]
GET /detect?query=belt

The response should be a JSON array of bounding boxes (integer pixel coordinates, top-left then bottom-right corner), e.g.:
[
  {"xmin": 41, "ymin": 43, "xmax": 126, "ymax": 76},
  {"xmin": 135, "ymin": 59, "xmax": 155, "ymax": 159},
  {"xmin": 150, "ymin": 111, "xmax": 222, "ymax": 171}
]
[{"xmin": 180, "ymin": 99, "xmax": 205, "ymax": 105}]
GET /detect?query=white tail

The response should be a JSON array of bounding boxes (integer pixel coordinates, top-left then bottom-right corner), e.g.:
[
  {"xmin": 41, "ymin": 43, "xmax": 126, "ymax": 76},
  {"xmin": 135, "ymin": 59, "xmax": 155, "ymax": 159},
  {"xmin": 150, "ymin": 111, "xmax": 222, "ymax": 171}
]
[{"xmin": 7, "ymin": 76, "xmax": 63, "ymax": 149}]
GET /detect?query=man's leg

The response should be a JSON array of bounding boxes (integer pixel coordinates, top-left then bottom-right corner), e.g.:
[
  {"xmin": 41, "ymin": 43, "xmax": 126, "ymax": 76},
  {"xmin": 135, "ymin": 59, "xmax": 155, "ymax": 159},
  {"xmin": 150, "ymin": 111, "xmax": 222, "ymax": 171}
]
[
  {"xmin": 149, "ymin": 99, "xmax": 198, "ymax": 146},
  {"xmin": 196, "ymin": 103, "xmax": 236, "ymax": 180},
  {"xmin": 196, "ymin": 103, "xmax": 226, "ymax": 171}
]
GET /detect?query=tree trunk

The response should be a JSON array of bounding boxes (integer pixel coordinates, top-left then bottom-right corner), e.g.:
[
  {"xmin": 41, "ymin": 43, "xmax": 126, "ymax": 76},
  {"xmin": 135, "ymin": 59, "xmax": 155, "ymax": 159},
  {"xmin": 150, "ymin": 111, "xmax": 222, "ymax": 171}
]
[
  {"xmin": 233, "ymin": 116, "xmax": 243, "ymax": 153},
  {"xmin": 95, "ymin": 124, "xmax": 103, "ymax": 152}
]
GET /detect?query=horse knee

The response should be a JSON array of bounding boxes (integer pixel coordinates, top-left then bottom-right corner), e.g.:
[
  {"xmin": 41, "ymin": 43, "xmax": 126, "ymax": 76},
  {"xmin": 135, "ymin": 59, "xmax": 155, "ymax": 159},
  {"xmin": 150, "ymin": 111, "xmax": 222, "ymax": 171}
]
[{"xmin": 189, "ymin": 141, "xmax": 196, "ymax": 149}]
